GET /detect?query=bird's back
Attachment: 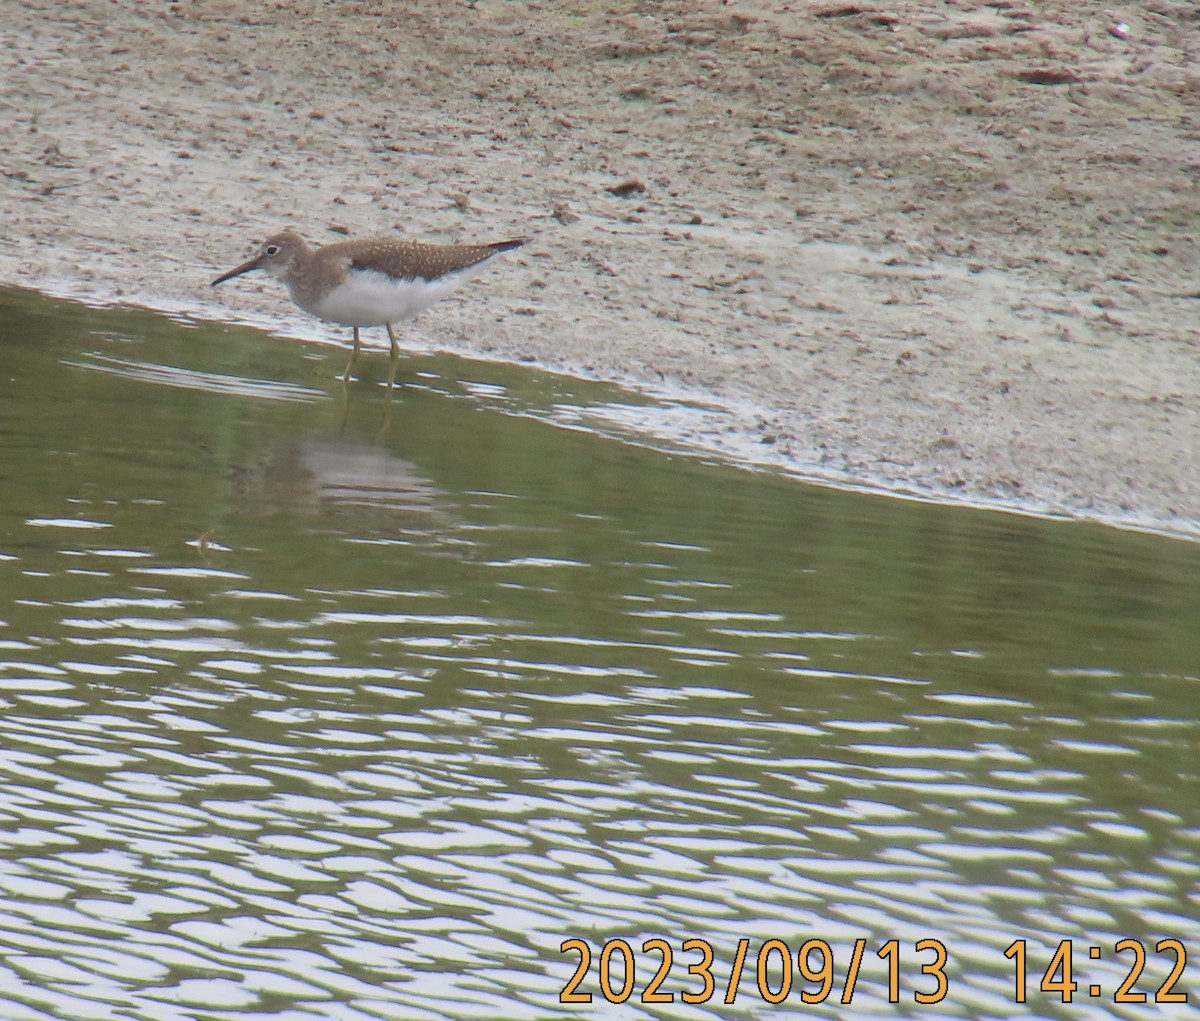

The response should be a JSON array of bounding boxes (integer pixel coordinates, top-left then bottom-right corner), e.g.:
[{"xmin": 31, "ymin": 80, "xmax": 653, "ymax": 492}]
[
  {"xmin": 335, "ymin": 237, "xmax": 526, "ymax": 283},
  {"xmin": 291, "ymin": 237, "xmax": 527, "ymax": 328}
]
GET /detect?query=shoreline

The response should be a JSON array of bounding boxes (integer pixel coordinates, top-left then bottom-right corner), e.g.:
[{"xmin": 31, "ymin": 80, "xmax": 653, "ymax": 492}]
[
  {"xmin": 3, "ymin": 1, "xmax": 1197, "ymax": 540},
  {"xmin": 9, "ymin": 271, "xmax": 1195, "ymax": 545}
]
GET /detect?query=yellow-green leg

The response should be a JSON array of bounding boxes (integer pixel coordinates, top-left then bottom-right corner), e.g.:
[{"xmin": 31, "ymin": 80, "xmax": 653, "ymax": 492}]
[
  {"xmin": 342, "ymin": 327, "xmax": 362, "ymax": 383},
  {"xmin": 386, "ymin": 323, "xmax": 401, "ymax": 390}
]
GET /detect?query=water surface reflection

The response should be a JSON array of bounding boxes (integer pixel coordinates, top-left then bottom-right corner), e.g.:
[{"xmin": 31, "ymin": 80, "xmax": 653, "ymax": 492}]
[{"xmin": 0, "ymin": 288, "xmax": 1196, "ymax": 1020}]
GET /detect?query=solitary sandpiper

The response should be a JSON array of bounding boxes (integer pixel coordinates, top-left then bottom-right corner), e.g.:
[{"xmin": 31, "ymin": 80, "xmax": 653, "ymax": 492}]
[{"xmin": 211, "ymin": 231, "xmax": 527, "ymax": 386}]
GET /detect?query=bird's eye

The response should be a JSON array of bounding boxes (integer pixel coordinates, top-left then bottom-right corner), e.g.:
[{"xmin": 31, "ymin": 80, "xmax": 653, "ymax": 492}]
[{"xmin": 265, "ymin": 244, "xmax": 281, "ymax": 256}]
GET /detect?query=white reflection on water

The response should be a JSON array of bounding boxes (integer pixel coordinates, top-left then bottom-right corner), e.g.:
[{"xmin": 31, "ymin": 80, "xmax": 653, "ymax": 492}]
[
  {"xmin": 67, "ymin": 354, "xmax": 326, "ymax": 403},
  {"xmin": 2, "ymin": 295, "xmax": 1199, "ymax": 1019},
  {"xmin": 26, "ymin": 518, "xmax": 114, "ymax": 530}
]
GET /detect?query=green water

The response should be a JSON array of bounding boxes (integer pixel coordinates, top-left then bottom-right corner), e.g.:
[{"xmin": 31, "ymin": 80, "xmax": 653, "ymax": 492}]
[{"xmin": 0, "ymin": 286, "xmax": 1197, "ymax": 1020}]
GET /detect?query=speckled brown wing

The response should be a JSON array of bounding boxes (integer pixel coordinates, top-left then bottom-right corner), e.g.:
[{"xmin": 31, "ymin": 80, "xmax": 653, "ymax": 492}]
[{"xmin": 336, "ymin": 238, "xmax": 527, "ymax": 282}]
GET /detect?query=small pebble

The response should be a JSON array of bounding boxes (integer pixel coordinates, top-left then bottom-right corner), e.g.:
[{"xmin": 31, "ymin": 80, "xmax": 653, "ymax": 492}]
[
  {"xmin": 606, "ymin": 179, "xmax": 646, "ymax": 198},
  {"xmin": 553, "ymin": 202, "xmax": 580, "ymax": 224}
]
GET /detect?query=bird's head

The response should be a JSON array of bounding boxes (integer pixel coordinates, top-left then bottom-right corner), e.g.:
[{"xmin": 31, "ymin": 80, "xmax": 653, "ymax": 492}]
[{"xmin": 211, "ymin": 232, "xmax": 307, "ymax": 286}]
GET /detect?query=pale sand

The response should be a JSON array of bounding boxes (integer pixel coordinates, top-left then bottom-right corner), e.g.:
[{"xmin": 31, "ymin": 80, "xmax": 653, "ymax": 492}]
[{"xmin": 3, "ymin": 1, "xmax": 1197, "ymax": 536}]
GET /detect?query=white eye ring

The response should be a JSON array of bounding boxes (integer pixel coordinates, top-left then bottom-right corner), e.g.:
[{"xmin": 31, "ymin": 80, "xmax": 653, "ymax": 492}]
[{"xmin": 265, "ymin": 244, "xmax": 280, "ymax": 256}]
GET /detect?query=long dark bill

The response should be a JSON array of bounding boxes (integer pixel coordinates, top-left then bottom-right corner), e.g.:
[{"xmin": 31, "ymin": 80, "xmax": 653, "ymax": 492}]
[{"xmin": 211, "ymin": 256, "xmax": 263, "ymax": 287}]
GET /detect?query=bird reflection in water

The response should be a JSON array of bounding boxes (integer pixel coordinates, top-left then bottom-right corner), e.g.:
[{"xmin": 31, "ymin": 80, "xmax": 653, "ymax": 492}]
[{"xmin": 229, "ymin": 435, "xmax": 445, "ymax": 526}]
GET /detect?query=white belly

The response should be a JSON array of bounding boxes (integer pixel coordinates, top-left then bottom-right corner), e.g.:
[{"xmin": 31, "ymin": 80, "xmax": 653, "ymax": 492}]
[{"xmin": 296, "ymin": 265, "xmax": 484, "ymax": 328}]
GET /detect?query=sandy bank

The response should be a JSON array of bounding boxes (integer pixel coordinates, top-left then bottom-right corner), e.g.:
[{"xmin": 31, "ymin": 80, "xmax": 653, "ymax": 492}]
[{"xmin": 2, "ymin": 1, "xmax": 1198, "ymax": 536}]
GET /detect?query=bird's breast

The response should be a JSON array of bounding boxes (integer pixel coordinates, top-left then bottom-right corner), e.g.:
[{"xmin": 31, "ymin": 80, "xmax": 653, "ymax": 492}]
[{"xmin": 294, "ymin": 266, "xmax": 480, "ymax": 328}]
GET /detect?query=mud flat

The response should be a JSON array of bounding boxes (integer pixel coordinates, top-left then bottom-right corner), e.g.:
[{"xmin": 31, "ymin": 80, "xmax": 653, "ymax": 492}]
[{"xmin": 3, "ymin": 1, "xmax": 1197, "ymax": 535}]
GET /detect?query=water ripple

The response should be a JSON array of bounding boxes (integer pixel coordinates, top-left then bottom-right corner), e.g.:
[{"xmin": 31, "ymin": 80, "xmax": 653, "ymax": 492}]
[
  {"xmin": 66, "ymin": 355, "xmax": 326, "ymax": 403},
  {"xmin": 1, "ymin": 287, "xmax": 1197, "ymax": 1019}
]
